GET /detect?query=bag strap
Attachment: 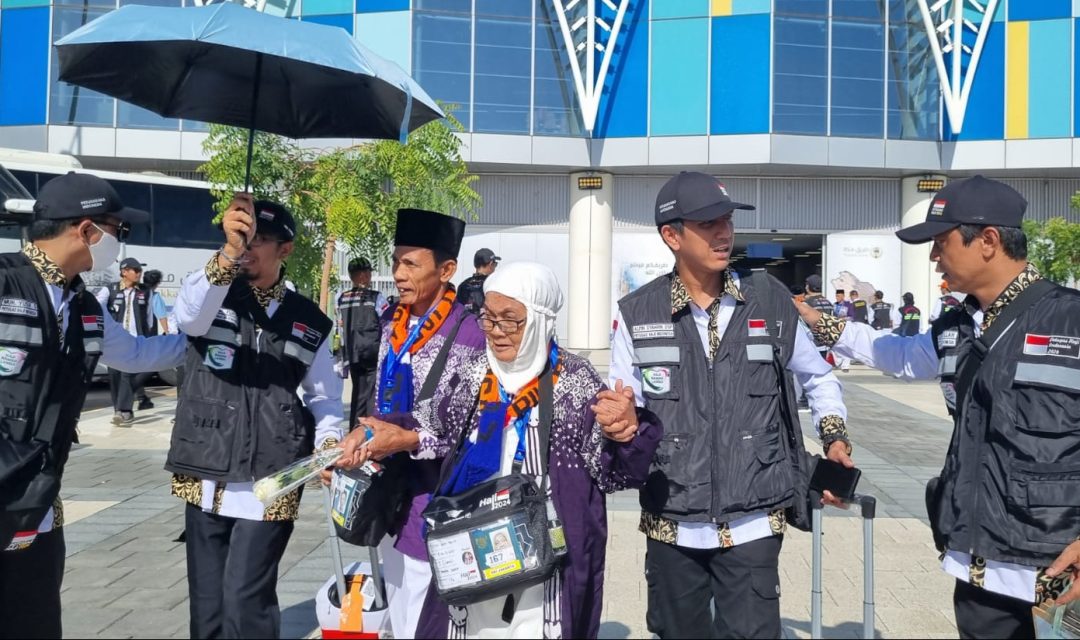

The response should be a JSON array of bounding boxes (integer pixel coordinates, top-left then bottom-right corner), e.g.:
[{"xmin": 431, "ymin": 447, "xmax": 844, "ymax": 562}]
[
  {"xmin": 417, "ymin": 310, "xmax": 467, "ymax": 403},
  {"xmin": 953, "ymin": 278, "xmax": 1056, "ymax": 412}
]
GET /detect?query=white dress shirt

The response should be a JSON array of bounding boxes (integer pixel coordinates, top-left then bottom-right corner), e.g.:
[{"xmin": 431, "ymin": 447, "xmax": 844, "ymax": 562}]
[
  {"xmin": 830, "ymin": 317, "xmax": 1037, "ymax": 601},
  {"xmin": 173, "ymin": 268, "xmax": 344, "ymax": 522},
  {"xmin": 609, "ymin": 271, "xmax": 847, "ymax": 549}
]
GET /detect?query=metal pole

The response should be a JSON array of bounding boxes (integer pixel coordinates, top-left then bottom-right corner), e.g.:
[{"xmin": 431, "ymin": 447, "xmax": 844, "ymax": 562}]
[
  {"xmin": 812, "ymin": 498, "xmax": 823, "ymax": 639},
  {"xmin": 368, "ymin": 544, "xmax": 386, "ymax": 610},
  {"xmin": 243, "ymin": 53, "xmax": 264, "ymax": 193},
  {"xmin": 322, "ymin": 486, "xmax": 348, "ymax": 608},
  {"xmin": 860, "ymin": 495, "xmax": 877, "ymax": 640}
]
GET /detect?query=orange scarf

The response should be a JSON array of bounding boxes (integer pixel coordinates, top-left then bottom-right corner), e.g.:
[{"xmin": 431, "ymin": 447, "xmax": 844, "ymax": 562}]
[
  {"xmin": 387, "ymin": 285, "xmax": 457, "ymax": 356},
  {"xmin": 477, "ymin": 344, "xmax": 562, "ymax": 421}
]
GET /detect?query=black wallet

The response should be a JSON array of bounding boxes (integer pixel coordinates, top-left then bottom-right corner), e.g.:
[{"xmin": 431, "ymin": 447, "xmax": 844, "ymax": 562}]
[{"xmin": 809, "ymin": 458, "xmax": 861, "ymax": 501}]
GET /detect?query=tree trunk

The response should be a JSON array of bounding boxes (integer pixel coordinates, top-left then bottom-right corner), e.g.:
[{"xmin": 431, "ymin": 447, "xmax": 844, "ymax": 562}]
[{"xmin": 319, "ymin": 234, "xmax": 336, "ymax": 314}]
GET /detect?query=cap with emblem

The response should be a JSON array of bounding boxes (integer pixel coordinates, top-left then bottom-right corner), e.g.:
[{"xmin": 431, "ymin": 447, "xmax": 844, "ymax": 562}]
[
  {"xmin": 654, "ymin": 171, "xmax": 755, "ymax": 227},
  {"xmin": 252, "ymin": 200, "xmax": 296, "ymax": 241},
  {"xmin": 33, "ymin": 172, "xmax": 149, "ymax": 224},
  {"xmin": 119, "ymin": 257, "xmax": 144, "ymax": 272},
  {"xmin": 896, "ymin": 175, "xmax": 1027, "ymax": 245}
]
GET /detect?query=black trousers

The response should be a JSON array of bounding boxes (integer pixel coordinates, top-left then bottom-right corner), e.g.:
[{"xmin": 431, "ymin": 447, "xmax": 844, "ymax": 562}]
[
  {"xmin": 645, "ymin": 535, "xmax": 782, "ymax": 639},
  {"xmin": 0, "ymin": 528, "xmax": 65, "ymax": 639},
  {"xmin": 108, "ymin": 368, "xmax": 135, "ymax": 412},
  {"xmin": 184, "ymin": 504, "xmax": 295, "ymax": 639},
  {"xmin": 954, "ymin": 579, "xmax": 1035, "ymax": 639},
  {"xmin": 133, "ymin": 372, "xmax": 154, "ymax": 403},
  {"xmin": 348, "ymin": 362, "xmax": 377, "ymax": 430}
]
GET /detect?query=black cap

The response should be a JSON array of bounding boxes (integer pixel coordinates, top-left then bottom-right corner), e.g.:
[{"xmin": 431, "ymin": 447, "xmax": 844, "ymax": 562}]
[
  {"xmin": 896, "ymin": 175, "xmax": 1027, "ymax": 245},
  {"xmin": 474, "ymin": 248, "xmax": 500, "ymax": 268},
  {"xmin": 655, "ymin": 172, "xmax": 755, "ymax": 226},
  {"xmin": 348, "ymin": 256, "xmax": 372, "ymax": 272},
  {"xmin": 119, "ymin": 257, "xmax": 144, "ymax": 272},
  {"xmin": 805, "ymin": 274, "xmax": 823, "ymax": 293},
  {"xmin": 253, "ymin": 200, "xmax": 296, "ymax": 241},
  {"xmin": 33, "ymin": 172, "xmax": 149, "ymax": 224},
  {"xmin": 394, "ymin": 208, "xmax": 466, "ymax": 259}
]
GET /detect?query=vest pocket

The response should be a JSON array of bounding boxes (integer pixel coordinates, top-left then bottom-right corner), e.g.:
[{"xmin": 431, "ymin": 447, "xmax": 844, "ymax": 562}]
[
  {"xmin": 1006, "ymin": 460, "xmax": 1080, "ymax": 550},
  {"xmin": 643, "ymin": 433, "xmax": 698, "ymax": 514},
  {"xmin": 170, "ymin": 397, "xmax": 237, "ymax": 475}
]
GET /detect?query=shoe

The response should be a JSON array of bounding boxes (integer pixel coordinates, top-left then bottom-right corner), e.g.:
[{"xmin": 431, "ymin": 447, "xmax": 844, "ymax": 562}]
[
  {"xmin": 115, "ymin": 412, "xmax": 134, "ymax": 427},
  {"xmin": 111, "ymin": 412, "xmax": 123, "ymax": 425},
  {"xmin": 137, "ymin": 399, "xmax": 155, "ymax": 410},
  {"xmin": 842, "ymin": 366, "xmax": 850, "ymax": 372}
]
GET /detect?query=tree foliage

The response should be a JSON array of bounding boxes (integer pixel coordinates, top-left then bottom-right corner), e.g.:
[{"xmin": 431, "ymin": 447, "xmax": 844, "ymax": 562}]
[
  {"xmin": 198, "ymin": 109, "xmax": 480, "ymax": 304},
  {"xmin": 1023, "ymin": 215, "xmax": 1080, "ymax": 285}
]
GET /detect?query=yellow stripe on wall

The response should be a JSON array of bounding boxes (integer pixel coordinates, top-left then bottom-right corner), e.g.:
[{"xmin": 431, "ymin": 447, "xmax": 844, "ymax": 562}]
[
  {"xmin": 712, "ymin": 0, "xmax": 733, "ymax": 16},
  {"xmin": 1006, "ymin": 21, "xmax": 1029, "ymax": 139}
]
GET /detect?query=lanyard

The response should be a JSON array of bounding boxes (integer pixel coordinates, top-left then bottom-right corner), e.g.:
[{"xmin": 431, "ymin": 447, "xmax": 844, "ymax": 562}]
[
  {"xmin": 383, "ymin": 307, "xmax": 434, "ymax": 380},
  {"xmin": 498, "ymin": 386, "xmax": 530, "ymax": 465}
]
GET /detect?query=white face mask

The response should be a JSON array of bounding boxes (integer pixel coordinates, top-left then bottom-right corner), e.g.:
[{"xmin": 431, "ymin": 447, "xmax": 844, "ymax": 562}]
[{"xmin": 87, "ymin": 223, "xmax": 121, "ymax": 272}]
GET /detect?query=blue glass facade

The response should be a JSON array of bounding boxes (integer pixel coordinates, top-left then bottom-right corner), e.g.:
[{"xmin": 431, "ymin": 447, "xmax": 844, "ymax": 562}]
[{"xmin": 2, "ymin": 0, "xmax": 1076, "ymax": 146}]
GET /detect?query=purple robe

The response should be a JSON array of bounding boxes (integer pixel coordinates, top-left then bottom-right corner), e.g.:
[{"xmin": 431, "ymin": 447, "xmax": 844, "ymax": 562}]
[
  {"xmin": 404, "ymin": 348, "xmax": 663, "ymax": 639},
  {"xmin": 375, "ymin": 301, "xmax": 487, "ymax": 560}
]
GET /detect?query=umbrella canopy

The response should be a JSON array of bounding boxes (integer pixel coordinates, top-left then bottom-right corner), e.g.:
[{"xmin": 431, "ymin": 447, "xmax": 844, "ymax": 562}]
[{"xmin": 55, "ymin": 3, "xmax": 443, "ymax": 142}]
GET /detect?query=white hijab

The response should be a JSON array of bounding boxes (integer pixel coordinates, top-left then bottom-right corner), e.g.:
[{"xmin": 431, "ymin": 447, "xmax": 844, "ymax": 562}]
[{"xmin": 482, "ymin": 262, "xmax": 564, "ymax": 394}]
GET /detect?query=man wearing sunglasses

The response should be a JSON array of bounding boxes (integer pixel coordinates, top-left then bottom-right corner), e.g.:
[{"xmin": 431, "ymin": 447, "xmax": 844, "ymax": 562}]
[{"xmin": 0, "ymin": 172, "xmax": 188, "ymax": 639}]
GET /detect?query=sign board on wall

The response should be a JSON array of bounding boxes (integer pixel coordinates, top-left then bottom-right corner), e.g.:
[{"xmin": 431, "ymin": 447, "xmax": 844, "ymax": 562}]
[
  {"xmin": 824, "ymin": 232, "xmax": 902, "ymax": 306},
  {"xmin": 610, "ymin": 231, "xmax": 675, "ymax": 330}
]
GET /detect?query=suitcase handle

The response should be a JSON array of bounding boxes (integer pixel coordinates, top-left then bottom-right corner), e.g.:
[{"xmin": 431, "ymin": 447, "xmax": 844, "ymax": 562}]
[{"xmin": 810, "ymin": 491, "xmax": 876, "ymax": 639}]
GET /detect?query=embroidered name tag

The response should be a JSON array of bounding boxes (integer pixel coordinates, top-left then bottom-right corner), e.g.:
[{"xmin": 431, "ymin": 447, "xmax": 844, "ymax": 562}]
[
  {"xmin": 81, "ymin": 315, "xmax": 104, "ymax": 332},
  {"xmin": 0, "ymin": 298, "xmax": 38, "ymax": 318},
  {"xmin": 1024, "ymin": 334, "xmax": 1080, "ymax": 359},
  {"xmin": 215, "ymin": 308, "xmax": 239, "ymax": 327},
  {"xmin": 938, "ymin": 329, "xmax": 959, "ymax": 349},
  {"xmin": 632, "ymin": 323, "xmax": 675, "ymax": 339},
  {"xmin": 292, "ymin": 322, "xmax": 322, "ymax": 347}
]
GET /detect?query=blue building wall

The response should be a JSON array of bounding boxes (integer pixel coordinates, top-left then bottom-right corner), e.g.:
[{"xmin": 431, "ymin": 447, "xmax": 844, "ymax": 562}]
[{"xmin": 0, "ymin": 0, "xmax": 1077, "ymax": 143}]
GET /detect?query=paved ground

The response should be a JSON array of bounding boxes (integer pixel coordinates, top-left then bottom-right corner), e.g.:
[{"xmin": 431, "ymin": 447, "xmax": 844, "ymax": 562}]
[{"xmin": 56, "ymin": 363, "xmax": 959, "ymax": 639}]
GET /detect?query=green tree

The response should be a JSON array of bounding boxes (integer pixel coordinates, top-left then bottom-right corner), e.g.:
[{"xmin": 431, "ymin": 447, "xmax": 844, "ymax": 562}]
[{"xmin": 1023, "ymin": 215, "xmax": 1080, "ymax": 285}]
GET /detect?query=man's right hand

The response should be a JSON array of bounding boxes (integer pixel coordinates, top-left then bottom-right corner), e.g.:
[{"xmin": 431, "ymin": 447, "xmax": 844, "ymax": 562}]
[
  {"xmin": 794, "ymin": 300, "xmax": 823, "ymax": 328},
  {"xmin": 220, "ymin": 193, "xmax": 255, "ymax": 264}
]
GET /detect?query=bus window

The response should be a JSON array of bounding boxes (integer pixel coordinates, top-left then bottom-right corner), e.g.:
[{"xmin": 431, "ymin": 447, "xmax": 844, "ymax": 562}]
[
  {"xmin": 151, "ymin": 184, "xmax": 218, "ymax": 249},
  {"xmin": 112, "ymin": 180, "xmax": 152, "ymax": 245}
]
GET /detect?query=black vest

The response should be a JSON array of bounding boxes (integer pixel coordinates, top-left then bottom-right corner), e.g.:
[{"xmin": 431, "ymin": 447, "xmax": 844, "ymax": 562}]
[
  {"xmin": 871, "ymin": 301, "xmax": 893, "ymax": 329},
  {"xmin": 619, "ymin": 271, "xmax": 800, "ymax": 523},
  {"xmin": 338, "ymin": 288, "xmax": 381, "ymax": 366},
  {"xmin": 165, "ymin": 282, "xmax": 333, "ymax": 482},
  {"xmin": 929, "ymin": 286, "xmax": 1080, "ymax": 566},
  {"xmin": 806, "ymin": 293, "xmax": 834, "ymax": 316},
  {"xmin": 106, "ymin": 283, "xmax": 157, "ymax": 337},
  {"xmin": 898, "ymin": 304, "xmax": 921, "ymax": 336},
  {"xmin": 0, "ymin": 253, "xmax": 104, "ymax": 529},
  {"xmin": 457, "ymin": 274, "xmax": 487, "ymax": 315},
  {"xmin": 852, "ymin": 298, "xmax": 869, "ymax": 323}
]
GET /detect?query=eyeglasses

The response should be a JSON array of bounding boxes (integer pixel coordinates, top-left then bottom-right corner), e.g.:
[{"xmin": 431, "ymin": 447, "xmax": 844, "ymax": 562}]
[
  {"xmin": 247, "ymin": 235, "xmax": 283, "ymax": 249},
  {"xmin": 478, "ymin": 314, "xmax": 526, "ymax": 334},
  {"xmin": 94, "ymin": 220, "xmax": 131, "ymax": 242}
]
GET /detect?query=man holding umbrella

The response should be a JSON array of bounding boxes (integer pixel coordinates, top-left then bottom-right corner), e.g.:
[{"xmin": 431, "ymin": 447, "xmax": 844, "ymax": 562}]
[
  {"xmin": 168, "ymin": 194, "xmax": 343, "ymax": 639},
  {"xmin": 0, "ymin": 173, "xmax": 187, "ymax": 638}
]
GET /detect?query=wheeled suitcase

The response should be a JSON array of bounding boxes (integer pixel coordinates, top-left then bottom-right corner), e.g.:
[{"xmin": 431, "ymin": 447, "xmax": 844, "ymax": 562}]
[{"xmin": 811, "ymin": 493, "xmax": 877, "ymax": 639}]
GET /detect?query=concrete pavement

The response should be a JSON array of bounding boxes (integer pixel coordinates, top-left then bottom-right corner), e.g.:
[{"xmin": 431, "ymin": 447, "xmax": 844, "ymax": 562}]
[{"xmin": 56, "ymin": 365, "xmax": 959, "ymax": 638}]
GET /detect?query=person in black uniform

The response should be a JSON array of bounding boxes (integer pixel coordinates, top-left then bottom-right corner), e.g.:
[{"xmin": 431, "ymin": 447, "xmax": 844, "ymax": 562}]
[
  {"xmin": 335, "ymin": 256, "xmax": 388, "ymax": 428},
  {"xmin": 456, "ymin": 247, "xmax": 500, "ymax": 314},
  {"xmin": 897, "ymin": 292, "xmax": 922, "ymax": 336},
  {"xmin": 97, "ymin": 257, "xmax": 158, "ymax": 424},
  {"xmin": 0, "ymin": 172, "xmax": 185, "ymax": 639},
  {"xmin": 849, "ymin": 289, "xmax": 869, "ymax": 323},
  {"xmin": 870, "ymin": 290, "xmax": 894, "ymax": 330},
  {"xmin": 797, "ymin": 175, "xmax": 1080, "ymax": 638}
]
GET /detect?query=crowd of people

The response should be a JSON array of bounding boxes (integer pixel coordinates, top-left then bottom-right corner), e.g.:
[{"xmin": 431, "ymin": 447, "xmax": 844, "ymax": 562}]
[{"xmin": 2, "ymin": 170, "xmax": 1080, "ymax": 640}]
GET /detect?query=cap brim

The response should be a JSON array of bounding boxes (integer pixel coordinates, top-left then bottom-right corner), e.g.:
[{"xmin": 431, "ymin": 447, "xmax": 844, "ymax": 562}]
[
  {"xmin": 680, "ymin": 201, "xmax": 757, "ymax": 222},
  {"xmin": 895, "ymin": 221, "xmax": 958, "ymax": 244},
  {"xmin": 113, "ymin": 206, "xmax": 150, "ymax": 225}
]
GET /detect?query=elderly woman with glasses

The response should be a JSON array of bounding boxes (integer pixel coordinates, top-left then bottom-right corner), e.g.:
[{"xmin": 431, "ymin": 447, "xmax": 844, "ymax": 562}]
[{"xmin": 346, "ymin": 262, "xmax": 662, "ymax": 639}]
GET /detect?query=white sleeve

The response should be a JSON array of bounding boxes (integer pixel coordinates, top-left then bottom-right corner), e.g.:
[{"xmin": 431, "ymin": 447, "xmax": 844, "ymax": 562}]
[
  {"xmin": 930, "ymin": 298, "xmax": 943, "ymax": 322},
  {"xmin": 301, "ymin": 338, "xmax": 345, "ymax": 447},
  {"xmin": 608, "ymin": 310, "xmax": 644, "ymax": 407},
  {"xmin": 174, "ymin": 268, "xmax": 230, "ymax": 338},
  {"xmin": 830, "ymin": 321, "xmax": 940, "ymax": 380},
  {"xmin": 95, "ymin": 286, "xmax": 110, "ymax": 309},
  {"xmin": 376, "ymin": 292, "xmax": 389, "ymax": 316},
  {"xmin": 890, "ymin": 307, "xmax": 902, "ymax": 327},
  {"xmin": 789, "ymin": 325, "xmax": 847, "ymax": 426},
  {"xmin": 99, "ymin": 311, "xmax": 187, "ymax": 372}
]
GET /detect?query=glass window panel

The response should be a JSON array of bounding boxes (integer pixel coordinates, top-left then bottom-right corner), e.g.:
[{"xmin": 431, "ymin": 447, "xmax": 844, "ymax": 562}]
[
  {"xmin": 773, "ymin": 15, "xmax": 828, "ymax": 135},
  {"xmin": 412, "ymin": 11, "xmax": 472, "ymax": 129},
  {"xmin": 150, "ymin": 184, "xmax": 219, "ymax": 249},
  {"xmin": 534, "ymin": 2, "xmax": 583, "ymax": 136},
  {"xmin": 111, "ymin": 180, "xmax": 152, "ymax": 245},
  {"xmin": 50, "ymin": 6, "xmax": 115, "ymax": 126},
  {"xmin": 830, "ymin": 17, "xmax": 884, "ymax": 137},
  {"xmin": 774, "ymin": 0, "xmax": 826, "ymax": 16},
  {"xmin": 473, "ymin": 3, "xmax": 531, "ymax": 134},
  {"xmin": 414, "ymin": 0, "xmax": 470, "ymax": 13},
  {"xmin": 117, "ymin": 102, "xmax": 179, "ymax": 130},
  {"xmin": 887, "ymin": 0, "xmax": 940, "ymax": 139},
  {"xmin": 477, "ymin": 0, "xmax": 530, "ymax": 19},
  {"xmin": 119, "ymin": 0, "xmax": 179, "ymax": 5},
  {"xmin": 182, "ymin": 119, "xmax": 210, "ymax": 132}
]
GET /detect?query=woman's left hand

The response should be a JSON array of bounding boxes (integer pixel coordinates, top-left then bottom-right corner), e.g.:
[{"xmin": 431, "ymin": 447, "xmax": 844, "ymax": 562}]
[{"xmin": 592, "ymin": 379, "xmax": 639, "ymax": 443}]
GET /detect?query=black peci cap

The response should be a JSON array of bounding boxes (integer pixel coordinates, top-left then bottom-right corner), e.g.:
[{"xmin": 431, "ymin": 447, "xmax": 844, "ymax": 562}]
[
  {"xmin": 394, "ymin": 208, "xmax": 466, "ymax": 259},
  {"xmin": 896, "ymin": 175, "xmax": 1027, "ymax": 245},
  {"xmin": 33, "ymin": 172, "xmax": 149, "ymax": 225},
  {"xmin": 654, "ymin": 172, "xmax": 755, "ymax": 227}
]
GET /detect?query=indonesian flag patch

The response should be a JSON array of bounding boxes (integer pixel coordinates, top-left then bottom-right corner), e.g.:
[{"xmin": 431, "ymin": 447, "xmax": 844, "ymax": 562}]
[
  {"xmin": 1023, "ymin": 334, "xmax": 1080, "ymax": 359},
  {"xmin": 291, "ymin": 322, "xmax": 321, "ymax": 347},
  {"xmin": 748, "ymin": 319, "xmax": 769, "ymax": 338},
  {"xmin": 82, "ymin": 315, "xmax": 102, "ymax": 332},
  {"xmin": 1024, "ymin": 334, "xmax": 1050, "ymax": 356},
  {"xmin": 5, "ymin": 530, "xmax": 37, "ymax": 552}
]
